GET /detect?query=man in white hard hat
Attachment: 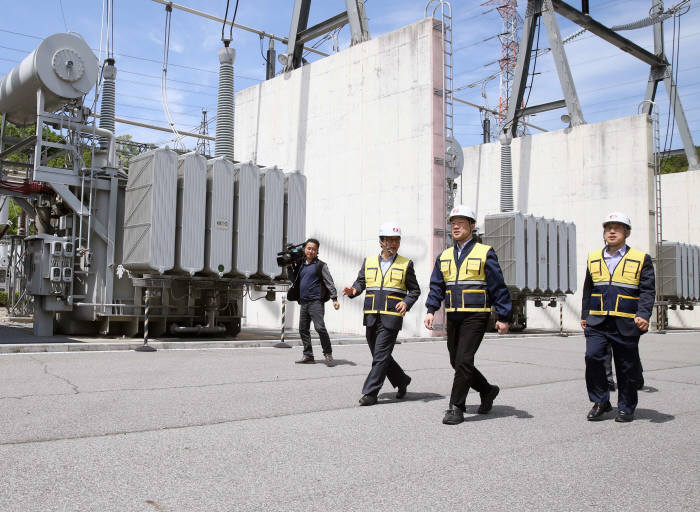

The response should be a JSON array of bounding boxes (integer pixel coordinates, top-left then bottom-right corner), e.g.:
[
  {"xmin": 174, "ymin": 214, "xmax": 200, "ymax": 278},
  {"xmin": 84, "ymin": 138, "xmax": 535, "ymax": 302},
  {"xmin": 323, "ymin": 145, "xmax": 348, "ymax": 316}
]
[
  {"xmin": 424, "ymin": 205, "xmax": 512, "ymax": 425},
  {"xmin": 342, "ymin": 222, "xmax": 421, "ymax": 406},
  {"xmin": 581, "ymin": 212, "xmax": 655, "ymax": 423}
]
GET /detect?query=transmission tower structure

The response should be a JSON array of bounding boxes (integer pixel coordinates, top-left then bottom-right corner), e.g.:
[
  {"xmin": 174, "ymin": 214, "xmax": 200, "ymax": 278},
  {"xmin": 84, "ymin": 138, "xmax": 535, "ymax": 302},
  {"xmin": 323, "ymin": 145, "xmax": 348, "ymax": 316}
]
[
  {"xmin": 196, "ymin": 109, "xmax": 212, "ymax": 157},
  {"xmin": 482, "ymin": 0, "xmax": 523, "ymax": 128}
]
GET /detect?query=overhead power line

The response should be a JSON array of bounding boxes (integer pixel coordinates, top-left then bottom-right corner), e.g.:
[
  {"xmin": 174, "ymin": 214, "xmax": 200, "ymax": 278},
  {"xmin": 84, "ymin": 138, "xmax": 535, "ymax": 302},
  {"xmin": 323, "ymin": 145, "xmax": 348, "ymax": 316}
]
[{"xmin": 0, "ymin": 28, "xmax": 260, "ymax": 81}]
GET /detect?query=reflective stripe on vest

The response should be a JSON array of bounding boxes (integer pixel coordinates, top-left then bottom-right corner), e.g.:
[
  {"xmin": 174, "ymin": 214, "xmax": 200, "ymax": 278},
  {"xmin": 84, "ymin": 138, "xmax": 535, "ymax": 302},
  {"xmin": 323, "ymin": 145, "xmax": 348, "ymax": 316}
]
[
  {"xmin": 587, "ymin": 247, "xmax": 645, "ymax": 319},
  {"xmin": 439, "ymin": 242, "xmax": 492, "ymax": 313},
  {"xmin": 363, "ymin": 255, "xmax": 410, "ymax": 316}
]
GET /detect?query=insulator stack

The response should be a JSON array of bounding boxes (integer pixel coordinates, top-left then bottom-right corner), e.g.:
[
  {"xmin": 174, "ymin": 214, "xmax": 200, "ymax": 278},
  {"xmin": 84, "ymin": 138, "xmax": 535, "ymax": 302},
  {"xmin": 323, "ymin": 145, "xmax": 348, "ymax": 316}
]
[
  {"xmin": 99, "ymin": 59, "xmax": 116, "ymax": 150},
  {"xmin": 215, "ymin": 47, "xmax": 236, "ymax": 160}
]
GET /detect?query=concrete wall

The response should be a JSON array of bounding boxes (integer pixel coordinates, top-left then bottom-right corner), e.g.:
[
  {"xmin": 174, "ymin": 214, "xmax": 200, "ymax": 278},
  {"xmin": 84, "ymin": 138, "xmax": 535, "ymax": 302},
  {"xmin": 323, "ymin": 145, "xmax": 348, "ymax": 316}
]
[
  {"xmin": 235, "ymin": 19, "xmax": 443, "ymax": 337},
  {"xmin": 460, "ymin": 115, "xmax": 657, "ymax": 330}
]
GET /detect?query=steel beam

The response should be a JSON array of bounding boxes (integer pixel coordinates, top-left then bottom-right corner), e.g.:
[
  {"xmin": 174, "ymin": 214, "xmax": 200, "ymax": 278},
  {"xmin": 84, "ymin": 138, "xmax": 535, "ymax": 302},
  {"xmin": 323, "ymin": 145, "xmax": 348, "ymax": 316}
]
[
  {"xmin": 282, "ymin": 0, "xmax": 312, "ymax": 72},
  {"xmin": 12, "ymin": 197, "xmax": 35, "ymax": 217},
  {"xmin": 297, "ymin": 12, "xmax": 349, "ymax": 45},
  {"xmin": 0, "ymin": 135, "xmax": 37, "ymax": 160},
  {"xmin": 519, "ymin": 99, "xmax": 566, "ymax": 117},
  {"xmin": 550, "ymin": 0, "xmax": 666, "ymax": 67},
  {"xmin": 453, "ymin": 96, "xmax": 549, "ymax": 132},
  {"xmin": 281, "ymin": 0, "xmax": 370, "ymax": 72},
  {"xmin": 504, "ymin": 0, "xmax": 541, "ymax": 136},
  {"xmin": 663, "ymin": 75, "xmax": 700, "ymax": 169},
  {"xmin": 49, "ymin": 182, "xmax": 109, "ymax": 243},
  {"xmin": 643, "ymin": 0, "xmax": 698, "ymax": 169},
  {"xmin": 541, "ymin": 0, "xmax": 584, "ymax": 126},
  {"xmin": 345, "ymin": 0, "xmax": 370, "ymax": 45}
]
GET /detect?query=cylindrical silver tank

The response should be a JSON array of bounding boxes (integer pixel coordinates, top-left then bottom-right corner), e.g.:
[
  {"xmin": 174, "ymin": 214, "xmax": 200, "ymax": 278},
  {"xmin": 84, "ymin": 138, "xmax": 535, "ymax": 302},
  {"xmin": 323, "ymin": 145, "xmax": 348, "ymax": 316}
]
[{"xmin": 0, "ymin": 33, "xmax": 98, "ymax": 125}]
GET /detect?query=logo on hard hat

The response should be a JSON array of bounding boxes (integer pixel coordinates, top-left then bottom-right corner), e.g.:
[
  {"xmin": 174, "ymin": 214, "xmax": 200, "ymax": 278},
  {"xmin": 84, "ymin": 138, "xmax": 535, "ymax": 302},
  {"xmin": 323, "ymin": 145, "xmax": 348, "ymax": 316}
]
[{"xmin": 393, "ymin": 227, "xmax": 399, "ymax": 233}]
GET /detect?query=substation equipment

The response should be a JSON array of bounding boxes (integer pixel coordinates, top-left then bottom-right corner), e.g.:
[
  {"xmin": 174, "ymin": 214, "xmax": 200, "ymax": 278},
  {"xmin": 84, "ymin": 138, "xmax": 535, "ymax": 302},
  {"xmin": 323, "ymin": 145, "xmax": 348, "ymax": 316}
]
[
  {"xmin": 483, "ymin": 0, "xmax": 698, "ymax": 329},
  {"xmin": 482, "ymin": 212, "xmax": 576, "ymax": 330},
  {"xmin": 0, "ymin": 33, "xmax": 306, "ymax": 337}
]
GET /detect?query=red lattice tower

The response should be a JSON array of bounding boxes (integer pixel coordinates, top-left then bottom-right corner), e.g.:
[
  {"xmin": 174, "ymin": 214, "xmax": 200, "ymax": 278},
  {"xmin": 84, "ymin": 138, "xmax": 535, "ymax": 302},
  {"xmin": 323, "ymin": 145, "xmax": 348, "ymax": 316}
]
[{"xmin": 482, "ymin": 0, "xmax": 522, "ymax": 125}]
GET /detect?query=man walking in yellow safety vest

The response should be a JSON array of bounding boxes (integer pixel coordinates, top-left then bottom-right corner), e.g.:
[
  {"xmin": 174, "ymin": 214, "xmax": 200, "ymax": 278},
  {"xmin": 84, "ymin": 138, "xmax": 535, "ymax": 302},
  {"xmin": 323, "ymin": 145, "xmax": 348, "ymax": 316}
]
[
  {"xmin": 424, "ymin": 205, "xmax": 512, "ymax": 425},
  {"xmin": 343, "ymin": 222, "xmax": 421, "ymax": 406},
  {"xmin": 582, "ymin": 212, "xmax": 655, "ymax": 423}
]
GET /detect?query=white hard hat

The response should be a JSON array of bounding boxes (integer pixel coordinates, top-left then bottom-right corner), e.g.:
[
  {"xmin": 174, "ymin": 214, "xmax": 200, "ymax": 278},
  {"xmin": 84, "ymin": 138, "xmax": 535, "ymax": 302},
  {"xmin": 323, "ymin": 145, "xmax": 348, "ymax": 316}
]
[
  {"xmin": 379, "ymin": 222, "xmax": 401, "ymax": 237},
  {"xmin": 449, "ymin": 204, "xmax": 477, "ymax": 222},
  {"xmin": 602, "ymin": 212, "xmax": 631, "ymax": 229}
]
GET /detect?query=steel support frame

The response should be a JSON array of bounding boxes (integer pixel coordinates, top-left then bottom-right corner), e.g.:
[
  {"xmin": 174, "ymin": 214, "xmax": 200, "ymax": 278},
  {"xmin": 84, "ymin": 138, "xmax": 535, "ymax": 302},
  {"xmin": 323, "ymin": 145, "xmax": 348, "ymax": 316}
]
[
  {"xmin": 550, "ymin": 1, "xmax": 696, "ymax": 169},
  {"xmin": 641, "ymin": 0, "xmax": 698, "ymax": 170},
  {"xmin": 30, "ymin": 88, "xmax": 120, "ymax": 326},
  {"xmin": 504, "ymin": 0, "xmax": 583, "ymax": 137},
  {"xmin": 281, "ymin": 0, "xmax": 370, "ymax": 72}
]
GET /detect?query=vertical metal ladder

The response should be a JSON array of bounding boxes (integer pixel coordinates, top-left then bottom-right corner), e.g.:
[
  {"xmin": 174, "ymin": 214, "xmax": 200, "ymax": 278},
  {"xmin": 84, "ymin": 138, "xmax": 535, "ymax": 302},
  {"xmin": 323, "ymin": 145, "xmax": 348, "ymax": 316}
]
[
  {"xmin": 652, "ymin": 113, "xmax": 666, "ymax": 330},
  {"xmin": 643, "ymin": 101, "xmax": 666, "ymax": 330},
  {"xmin": 426, "ymin": 0, "xmax": 454, "ymax": 249}
]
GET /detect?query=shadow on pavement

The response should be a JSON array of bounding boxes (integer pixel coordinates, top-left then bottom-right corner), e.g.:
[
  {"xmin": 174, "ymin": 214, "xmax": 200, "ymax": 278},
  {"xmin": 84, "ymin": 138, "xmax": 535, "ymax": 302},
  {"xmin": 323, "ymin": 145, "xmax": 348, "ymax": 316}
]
[
  {"xmin": 634, "ymin": 408, "xmax": 675, "ymax": 423},
  {"xmin": 639, "ymin": 385, "xmax": 659, "ymax": 393},
  {"xmin": 321, "ymin": 359, "xmax": 357, "ymax": 367},
  {"xmin": 464, "ymin": 404, "xmax": 534, "ymax": 421},
  {"xmin": 377, "ymin": 391, "xmax": 445, "ymax": 404}
]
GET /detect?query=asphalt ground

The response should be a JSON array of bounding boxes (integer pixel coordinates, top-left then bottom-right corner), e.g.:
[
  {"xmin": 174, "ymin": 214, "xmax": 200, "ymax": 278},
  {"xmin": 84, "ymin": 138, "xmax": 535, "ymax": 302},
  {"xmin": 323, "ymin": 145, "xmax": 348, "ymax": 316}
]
[{"xmin": 0, "ymin": 331, "xmax": 698, "ymax": 511}]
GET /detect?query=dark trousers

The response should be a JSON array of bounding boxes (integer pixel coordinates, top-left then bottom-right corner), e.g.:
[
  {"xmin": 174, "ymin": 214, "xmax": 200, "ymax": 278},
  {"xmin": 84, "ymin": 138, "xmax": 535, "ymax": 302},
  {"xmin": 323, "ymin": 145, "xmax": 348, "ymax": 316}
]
[
  {"xmin": 604, "ymin": 345, "xmax": 614, "ymax": 384},
  {"xmin": 446, "ymin": 313, "xmax": 491, "ymax": 409},
  {"xmin": 604, "ymin": 344, "xmax": 644, "ymax": 385},
  {"xmin": 585, "ymin": 318, "xmax": 641, "ymax": 414},
  {"xmin": 362, "ymin": 319, "xmax": 409, "ymax": 396},
  {"xmin": 299, "ymin": 300, "xmax": 332, "ymax": 357}
]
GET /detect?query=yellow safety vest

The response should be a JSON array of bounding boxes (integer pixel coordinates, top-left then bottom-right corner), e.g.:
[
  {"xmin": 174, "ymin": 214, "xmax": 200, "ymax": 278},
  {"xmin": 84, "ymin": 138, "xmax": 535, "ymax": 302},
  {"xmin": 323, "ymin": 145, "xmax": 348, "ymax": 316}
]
[
  {"xmin": 587, "ymin": 247, "xmax": 645, "ymax": 318},
  {"xmin": 363, "ymin": 255, "xmax": 410, "ymax": 317},
  {"xmin": 439, "ymin": 242, "xmax": 492, "ymax": 313}
]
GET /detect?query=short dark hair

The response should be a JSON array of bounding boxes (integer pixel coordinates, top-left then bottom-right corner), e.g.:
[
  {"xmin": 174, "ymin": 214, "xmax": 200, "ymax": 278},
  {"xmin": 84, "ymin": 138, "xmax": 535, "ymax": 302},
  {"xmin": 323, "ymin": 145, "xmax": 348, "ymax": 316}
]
[{"xmin": 304, "ymin": 238, "xmax": 320, "ymax": 249}]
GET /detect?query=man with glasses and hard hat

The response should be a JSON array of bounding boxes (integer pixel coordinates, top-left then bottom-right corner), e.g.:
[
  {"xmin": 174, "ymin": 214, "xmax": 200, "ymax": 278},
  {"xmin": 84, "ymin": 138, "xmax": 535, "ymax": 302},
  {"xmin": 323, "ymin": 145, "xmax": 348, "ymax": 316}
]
[
  {"xmin": 342, "ymin": 222, "xmax": 421, "ymax": 406},
  {"xmin": 581, "ymin": 212, "xmax": 655, "ymax": 423},
  {"xmin": 424, "ymin": 205, "xmax": 513, "ymax": 425}
]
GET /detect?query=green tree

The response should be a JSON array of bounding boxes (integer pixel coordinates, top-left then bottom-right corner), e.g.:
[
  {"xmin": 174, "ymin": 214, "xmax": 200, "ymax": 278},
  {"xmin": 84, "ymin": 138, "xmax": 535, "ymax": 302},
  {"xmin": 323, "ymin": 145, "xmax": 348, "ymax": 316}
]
[{"xmin": 660, "ymin": 146, "xmax": 700, "ymax": 174}]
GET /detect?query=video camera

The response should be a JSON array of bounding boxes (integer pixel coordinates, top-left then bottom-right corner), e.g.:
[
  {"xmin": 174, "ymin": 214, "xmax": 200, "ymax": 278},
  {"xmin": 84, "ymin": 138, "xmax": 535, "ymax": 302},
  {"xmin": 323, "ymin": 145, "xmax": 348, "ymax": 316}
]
[{"xmin": 276, "ymin": 242, "xmax": 306, "ymax": 267}]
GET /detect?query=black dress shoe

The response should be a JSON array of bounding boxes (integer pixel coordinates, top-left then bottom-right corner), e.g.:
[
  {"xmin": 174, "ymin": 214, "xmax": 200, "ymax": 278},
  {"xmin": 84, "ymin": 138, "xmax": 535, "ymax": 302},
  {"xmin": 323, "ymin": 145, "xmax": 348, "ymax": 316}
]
[
  {"xmin": 477, "ymin": 385, "xmax": 500, "ymax": 414},
  {"xmin": 396, "ymin": 376, "xmax": 411, "ymax": 399},
  {"xmin": 358, "ymin": 394, "xmax": 378, "ymax": 406},
  {"xmin": 608, "ymin": 381, "xmax": 617, "ymax": 391},
  {"xmin": 587, "ymin": 401, "xmax": 612, "ymax": 421},
  {"xmin": 442, "ymin": 405, "xmax": 464, "ymax": 425},
  {"xmin": 615, "ymin": 410, "xmax": 634, "ymax": 423},
  {"xmin": 295, "ymin": 356, "xmax": 315, "ymax": 364}
]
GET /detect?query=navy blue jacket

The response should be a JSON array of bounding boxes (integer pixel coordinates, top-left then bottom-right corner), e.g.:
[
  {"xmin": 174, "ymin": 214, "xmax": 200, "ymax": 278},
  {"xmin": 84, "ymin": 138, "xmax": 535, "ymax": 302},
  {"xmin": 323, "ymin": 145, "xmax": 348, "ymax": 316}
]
[
  {"xmin": 581, "ymin": 248, "xmax": 655, "ymax": 337},
  {"xmin": 425, "ymin": 238, "xmax": 513, "ymax": 323}
]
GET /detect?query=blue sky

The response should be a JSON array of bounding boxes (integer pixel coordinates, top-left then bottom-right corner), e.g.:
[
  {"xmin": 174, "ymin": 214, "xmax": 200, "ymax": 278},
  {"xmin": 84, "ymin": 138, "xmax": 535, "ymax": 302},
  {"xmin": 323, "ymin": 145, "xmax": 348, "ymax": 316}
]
[{"xmin": 1, "ymin": 0, "xmax": 699, "ymax": 153}]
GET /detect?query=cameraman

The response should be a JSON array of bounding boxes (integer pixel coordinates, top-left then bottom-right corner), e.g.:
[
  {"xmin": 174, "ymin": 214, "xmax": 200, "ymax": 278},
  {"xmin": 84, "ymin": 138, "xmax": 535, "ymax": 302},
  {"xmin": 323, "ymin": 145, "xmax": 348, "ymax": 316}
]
[{"xmin": 287, "ymin": 238, "xmax": 340, "ymax": 366}]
